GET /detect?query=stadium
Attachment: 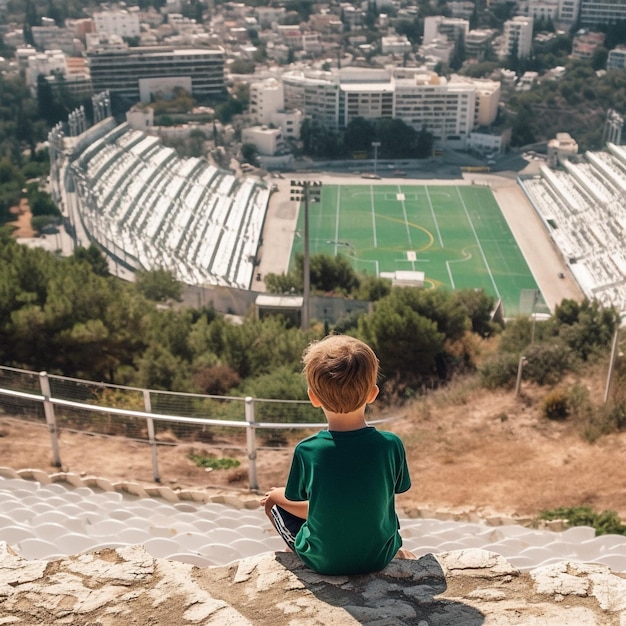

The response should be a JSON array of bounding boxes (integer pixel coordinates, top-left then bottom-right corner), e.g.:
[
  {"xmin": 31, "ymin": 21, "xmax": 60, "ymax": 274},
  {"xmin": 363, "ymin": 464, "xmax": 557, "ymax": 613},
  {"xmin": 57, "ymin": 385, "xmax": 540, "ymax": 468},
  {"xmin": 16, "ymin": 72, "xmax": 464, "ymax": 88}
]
[{"xmin": 47, "ymin": 96, "xmax": 626, "ymax": 320}]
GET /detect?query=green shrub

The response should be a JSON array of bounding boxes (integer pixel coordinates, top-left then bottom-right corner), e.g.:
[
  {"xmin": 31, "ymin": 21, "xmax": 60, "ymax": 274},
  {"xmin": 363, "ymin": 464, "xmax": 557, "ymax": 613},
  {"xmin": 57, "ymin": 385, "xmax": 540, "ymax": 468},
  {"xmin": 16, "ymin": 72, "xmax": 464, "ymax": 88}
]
[
  {"xmin": 478, "ymin": 353, "xmax": 519, "ymax": 389},
  {"xmin": 188, "ymin": 452, "xmax": 240, "ymax": 470},
  {"xmin": 523, "ymin": 341, "xmax": 575, "ymax": 386},
  {"xmin": 543, "ymin": 388, "xmax": 569, "ymax": 421},
  {"xmin": 539, "ymin": 506, "xmax": 626, "ymax": 536}
]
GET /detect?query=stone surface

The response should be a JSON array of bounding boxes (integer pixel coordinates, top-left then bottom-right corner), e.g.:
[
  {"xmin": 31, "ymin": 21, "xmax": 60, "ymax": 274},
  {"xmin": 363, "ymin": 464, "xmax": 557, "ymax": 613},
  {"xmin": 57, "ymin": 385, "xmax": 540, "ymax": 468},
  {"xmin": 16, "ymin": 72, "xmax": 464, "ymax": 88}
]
[{"xmin": 1, "ymin": 543, "xmax": 625, "ymax": 625}]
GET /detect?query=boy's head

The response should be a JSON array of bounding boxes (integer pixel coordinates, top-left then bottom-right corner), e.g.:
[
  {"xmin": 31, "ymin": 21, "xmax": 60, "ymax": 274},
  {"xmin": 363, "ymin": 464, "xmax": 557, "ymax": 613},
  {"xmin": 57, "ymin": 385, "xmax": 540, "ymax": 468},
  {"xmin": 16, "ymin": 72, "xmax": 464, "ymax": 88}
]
[{"xmin": 302, "ymin": 335, "xmax": 379, "ymax": 414}]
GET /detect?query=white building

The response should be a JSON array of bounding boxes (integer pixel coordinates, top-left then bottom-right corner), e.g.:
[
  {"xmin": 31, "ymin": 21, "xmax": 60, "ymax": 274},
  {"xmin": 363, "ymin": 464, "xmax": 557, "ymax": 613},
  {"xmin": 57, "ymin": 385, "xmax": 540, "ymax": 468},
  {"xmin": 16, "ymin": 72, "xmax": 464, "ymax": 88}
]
[
  {"xmin": 547, "ymin": 132, "xmax": 578, "ymax": 168},
  {"xmin": 423, "ymin": 16, "xmax": 470, "ymax": 45},
  {"xmin": 249, "ymin": 78, "xmax": 284, "ymax": 125},
  {"xmin": 255, "ymin": 6, "xmax": 286, "ymax": 28},
  {"xmin": 559, "ymin": 0, "xmax": 581, "ymax": 22},
  {"xmin": 25, "ymin": 49, "xmax": 66, "ymax": 89},
  {"xmin": 381, "ymin": 35, "xmax": 412, "ymax": 56},
  {"xmin": 448, "ymin": 1, "xmax": 476, "ymax": 19},
  {"xmin": 419, "ymin": 38, "xmax": 455, "ymax": 65},
  {"xmin": 249, "ymin": 77, "xmax": 304, "ymax": 139},
  {"xmin": 281, "ymin": 67, "xmax": 500, "ymax": 149},
  {"xmin": 501, "ymin": 16, "xmax": 534, "ymax": 59},
  {"xmin": 242, "ymin": 126, "xmax": 285, "ymax": 156},
  {"xmin": 607, "ymin": 46, "xmax": 626, "ymax": 70},
  {"xmin": 94, "ymin": 10, "xmax": 140, "ymax": 38},
  {"xmin": 465, "ymin": 29, "xmax": 496, "ymax": 60},
  {"xmin": 529, "ymin": 0, "xmax": 560, "ymax": 21},
  {"xmin": 32, "ymin": 23, "xmax": 76, "ymax": 54}
]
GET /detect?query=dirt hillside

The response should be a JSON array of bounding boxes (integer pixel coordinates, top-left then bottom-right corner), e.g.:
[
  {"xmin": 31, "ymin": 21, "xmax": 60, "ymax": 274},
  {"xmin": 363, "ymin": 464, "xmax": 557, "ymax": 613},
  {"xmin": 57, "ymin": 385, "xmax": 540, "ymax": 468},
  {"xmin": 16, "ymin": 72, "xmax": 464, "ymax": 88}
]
[{"xmin": 2, "ymin": 369, "xmax": 625, "ymax": 521}]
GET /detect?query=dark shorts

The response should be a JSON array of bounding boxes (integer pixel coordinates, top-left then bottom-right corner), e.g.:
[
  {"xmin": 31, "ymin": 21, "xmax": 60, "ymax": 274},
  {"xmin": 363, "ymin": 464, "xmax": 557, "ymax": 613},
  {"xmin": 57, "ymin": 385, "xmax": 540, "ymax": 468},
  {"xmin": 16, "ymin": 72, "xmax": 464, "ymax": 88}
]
[{"xmin": 270, "ymin": 505, "xmax": 306, "ymax": 551}]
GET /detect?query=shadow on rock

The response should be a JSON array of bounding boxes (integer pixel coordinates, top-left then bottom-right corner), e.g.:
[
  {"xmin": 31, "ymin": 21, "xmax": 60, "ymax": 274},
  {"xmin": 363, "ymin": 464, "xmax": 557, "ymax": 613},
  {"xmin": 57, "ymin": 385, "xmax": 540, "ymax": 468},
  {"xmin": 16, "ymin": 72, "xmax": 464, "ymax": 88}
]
[{"xmin": 276, "ymin": 551, "xmax": 485, "ymax": 624}]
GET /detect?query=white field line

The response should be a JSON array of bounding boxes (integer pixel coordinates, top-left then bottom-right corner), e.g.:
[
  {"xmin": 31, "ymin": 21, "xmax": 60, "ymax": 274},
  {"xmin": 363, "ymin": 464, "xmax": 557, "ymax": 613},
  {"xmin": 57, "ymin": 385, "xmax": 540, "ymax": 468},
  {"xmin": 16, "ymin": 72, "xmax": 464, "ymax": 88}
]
[
  {"xmin": 455, "ymin": 187, "xmax": 501, "ymax": 299},
  {"xmin": 333, "ymin": 185, "xmax": 341, "ymax": 254},
  {"xmin": 446, "ymin": 261, "xmax": 456, "ymax": 289},
  {"xmin": 397, "ymin": 184, "xmax": 413, "ymax": 248},
  {"xmin": 370, "ymin": 185, "xmax": 378, "ymax": 248},
  {"xmin": 425, "ymin": 186, "xmax": 444, "ymax": 248}
]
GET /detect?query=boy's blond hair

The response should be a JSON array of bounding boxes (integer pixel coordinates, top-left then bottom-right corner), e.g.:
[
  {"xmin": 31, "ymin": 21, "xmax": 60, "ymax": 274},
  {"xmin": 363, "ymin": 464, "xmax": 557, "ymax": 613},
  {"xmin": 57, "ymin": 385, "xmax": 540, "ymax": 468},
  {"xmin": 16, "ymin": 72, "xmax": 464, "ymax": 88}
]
[{"xmin": 302, "ymin": 335, "xmax": 379, "ymax": 413}]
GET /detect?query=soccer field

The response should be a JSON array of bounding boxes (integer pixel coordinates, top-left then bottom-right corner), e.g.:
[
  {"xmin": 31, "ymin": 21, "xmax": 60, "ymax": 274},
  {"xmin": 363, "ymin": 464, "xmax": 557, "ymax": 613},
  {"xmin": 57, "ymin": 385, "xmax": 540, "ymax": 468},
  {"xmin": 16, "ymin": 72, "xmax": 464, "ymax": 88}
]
[{"xmin": 289, "ymin": 183, "xmax": 544, "ymax": 317}]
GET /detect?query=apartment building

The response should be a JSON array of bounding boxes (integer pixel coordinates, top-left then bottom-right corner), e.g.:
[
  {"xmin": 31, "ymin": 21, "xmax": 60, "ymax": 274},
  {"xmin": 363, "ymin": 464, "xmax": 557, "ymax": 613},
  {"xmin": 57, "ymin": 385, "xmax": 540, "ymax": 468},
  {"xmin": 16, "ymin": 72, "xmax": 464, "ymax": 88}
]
[
  {"xmin": 579, "ymin": 0, "xmax": 626, "ymax": 26},
  {"xmin": 281, "ymin": 67, "xmax": 500, "ymax": 149},
  {"xmin": 32, "ymin": 19, "xmax": 76, "ymax": 54},
  {"xmin": 423, "ymin": 16, "xmax": 470, "ymax": 45},
  {"xmin": 87, "ymin": 46, "xmax": 225, "ymax": 103},
  {"xmin": 558, "ymin": 0, "xmax": 581, "ymax": 22},
  {"xmin": 528, "ymin": 0, "xmax": 560, "ymax": 21},
  {"xmin": 571, "ymin": 31, "xmax": 605, "ymax": 59},
  {"xmin": 501, "ymin": 16, "xmax": 534, "ymax": 59},
  {"xmin": 607, "ymin": 46, "xmax": 626, "ymax": 70},
  {"xmin": 282, "ymin": 69, "xmax": 341, "ymax": 130},
  {"xmin": 465, "ymin": 29, "xmax": 496, "ymax": 60},
  {"xmin": 94, "ymin": 10, "xmax": 140, "ymax": 38}
]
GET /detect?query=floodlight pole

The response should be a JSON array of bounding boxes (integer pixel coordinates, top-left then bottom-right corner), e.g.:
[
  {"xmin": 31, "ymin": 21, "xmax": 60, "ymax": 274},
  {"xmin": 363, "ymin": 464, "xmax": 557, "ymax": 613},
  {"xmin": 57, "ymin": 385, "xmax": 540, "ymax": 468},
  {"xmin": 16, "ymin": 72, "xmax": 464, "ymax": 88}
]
[
  {"xmin": 291, "ymin": 180, "xmax": 322, "ymax": 330},
  {"xmin": 372, "ymin": 141, "xmax": 381, "ymax": 176}
]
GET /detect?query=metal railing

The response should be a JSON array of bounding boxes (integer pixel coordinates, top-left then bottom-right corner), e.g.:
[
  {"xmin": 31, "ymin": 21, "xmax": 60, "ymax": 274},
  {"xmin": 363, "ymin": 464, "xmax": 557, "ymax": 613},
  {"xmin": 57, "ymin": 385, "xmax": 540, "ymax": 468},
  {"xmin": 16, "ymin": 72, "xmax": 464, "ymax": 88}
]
[{"xmin": 0, "ymin": 366, "xmax": 390, "ymax": 491}]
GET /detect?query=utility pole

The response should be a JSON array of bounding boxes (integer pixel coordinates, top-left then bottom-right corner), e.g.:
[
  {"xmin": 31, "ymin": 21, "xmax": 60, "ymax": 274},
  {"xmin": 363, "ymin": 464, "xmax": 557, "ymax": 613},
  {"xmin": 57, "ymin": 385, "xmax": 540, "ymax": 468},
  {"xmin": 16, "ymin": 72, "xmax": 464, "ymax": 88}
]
[
  {"xmin": 372, "ymin": 141, "xmax": 381, "ymax": 176},
  {"xmin": 290, "ymin": 180, "xmax": 322, "ymax": 330}
]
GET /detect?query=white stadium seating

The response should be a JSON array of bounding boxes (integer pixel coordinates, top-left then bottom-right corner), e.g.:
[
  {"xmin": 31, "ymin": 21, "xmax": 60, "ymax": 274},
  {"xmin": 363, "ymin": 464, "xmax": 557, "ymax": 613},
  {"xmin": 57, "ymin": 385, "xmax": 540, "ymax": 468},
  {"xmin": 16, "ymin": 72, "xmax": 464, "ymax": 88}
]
[
  {"xmin": 1, "ymin": 474, "xmax": 625, "ymax": 573},
  {"xmin": 69, "ymin": 123, "xmax": 270, "ymax": 289},
  {"xmin": 520, "ymin": 146, "xmax": 626, "ymax": 311}
]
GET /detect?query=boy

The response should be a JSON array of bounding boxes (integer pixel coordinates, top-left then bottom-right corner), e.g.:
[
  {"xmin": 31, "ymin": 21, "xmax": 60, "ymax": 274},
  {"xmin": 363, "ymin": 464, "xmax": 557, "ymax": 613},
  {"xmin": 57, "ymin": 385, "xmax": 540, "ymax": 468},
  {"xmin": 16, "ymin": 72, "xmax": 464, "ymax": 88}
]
[{"xmin": 261, "ymin": 335, "xmax": 412, "ymax": 575}]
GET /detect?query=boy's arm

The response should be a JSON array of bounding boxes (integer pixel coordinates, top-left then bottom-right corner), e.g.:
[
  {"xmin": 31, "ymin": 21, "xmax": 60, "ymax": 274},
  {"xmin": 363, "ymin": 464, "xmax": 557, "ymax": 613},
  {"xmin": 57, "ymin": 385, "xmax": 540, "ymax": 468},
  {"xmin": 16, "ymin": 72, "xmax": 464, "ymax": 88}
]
[{"xmin": 261, "ymin": 487, "xmax": 309, "ymax": 520}]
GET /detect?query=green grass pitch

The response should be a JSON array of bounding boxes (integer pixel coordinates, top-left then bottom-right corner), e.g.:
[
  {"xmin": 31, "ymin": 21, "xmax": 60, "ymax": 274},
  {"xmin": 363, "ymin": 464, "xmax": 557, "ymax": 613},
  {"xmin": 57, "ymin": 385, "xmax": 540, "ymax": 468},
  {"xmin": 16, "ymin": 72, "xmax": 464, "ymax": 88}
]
[{"xmin": 289, "ymin": 183, "xmax": 542, "ymax": 317}]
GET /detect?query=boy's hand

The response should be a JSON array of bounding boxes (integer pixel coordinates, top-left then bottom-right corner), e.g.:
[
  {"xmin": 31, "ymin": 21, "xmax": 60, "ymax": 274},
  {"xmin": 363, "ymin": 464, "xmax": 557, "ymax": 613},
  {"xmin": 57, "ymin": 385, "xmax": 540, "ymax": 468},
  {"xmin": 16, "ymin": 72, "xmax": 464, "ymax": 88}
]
[{"xmin": 260, "ymin": 487, "xmax": 279, "ymax": 507}]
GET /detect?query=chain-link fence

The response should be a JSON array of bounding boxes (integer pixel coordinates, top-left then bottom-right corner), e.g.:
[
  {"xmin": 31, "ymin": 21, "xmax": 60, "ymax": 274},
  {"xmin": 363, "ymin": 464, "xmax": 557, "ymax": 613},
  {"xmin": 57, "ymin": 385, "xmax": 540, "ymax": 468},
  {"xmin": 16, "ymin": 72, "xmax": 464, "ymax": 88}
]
[{"xmin": 0, "ymin": 366, "xmax": 390, "ymax": 490}]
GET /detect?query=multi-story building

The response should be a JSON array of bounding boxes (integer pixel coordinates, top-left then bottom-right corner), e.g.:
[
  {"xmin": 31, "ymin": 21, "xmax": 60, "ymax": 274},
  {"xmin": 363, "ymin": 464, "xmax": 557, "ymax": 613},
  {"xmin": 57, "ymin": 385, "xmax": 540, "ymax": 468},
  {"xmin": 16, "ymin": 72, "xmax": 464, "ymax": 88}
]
[
  {"xmin": 571, "ymin": 31, "xmax": 605, "ymax": 59},
  {"xmin": 607, "ymin": 46, "xmax": 626, "ymax": 70},
  {"xmin": 423, "ymin": 16, "xmax": 470, "ymax": 45},
  {"xmin": 528, "ymin": 0, "xmax": 560, "ymax": 21},
  {"xmin": 94, "ymin": 10, "xmax": 140, "ymax": 38},
  {"xmin": 579, "ymin": 0, "xmax": 626, "ymax": 26},
  {"xmin": 465, "ymin": 29, "xmax": 496, "ymax": 60},
  {"xmin": 282, "ymin": 69, "xmax": 341, "ymax": 130},
  {"xmin": 281, "ymin": 67, "xmax": 500, "ymax": 149},
  {"xmin": 32, "ymin": 19, "xmax": 76, "ymax": 54},
  {"xmin": 448, "ymin": 1, "xmax": 476, "ymax": 19},
  {"xmin": 25, "ymin": 49, "xmax": 66, "ymax": 89},
  {"xmin": 501, "ymin": 16, "xmax": 534, "ymax": 59},
  {"xmin": 558, "ymin": 0, "xmax": 581, "ymax": 22},
  {"xmin": 87, "ymin": 46, "xmax": 225, "ymax": 103},
  {"xmin": 249, "ymin": 78, "xmax": 284, "ymax": 124},
  {"xmin": 381, "ymin": 35, "xmax": 412, "ymax": 56}
]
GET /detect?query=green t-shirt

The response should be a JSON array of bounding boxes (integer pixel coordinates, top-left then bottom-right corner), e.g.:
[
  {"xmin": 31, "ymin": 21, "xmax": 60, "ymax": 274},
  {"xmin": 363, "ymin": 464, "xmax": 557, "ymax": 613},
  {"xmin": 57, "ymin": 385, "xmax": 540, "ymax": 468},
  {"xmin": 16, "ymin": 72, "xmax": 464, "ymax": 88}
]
[{"xmin": 284, "ymin": 426, "xmax": 411, "ymax": 575}]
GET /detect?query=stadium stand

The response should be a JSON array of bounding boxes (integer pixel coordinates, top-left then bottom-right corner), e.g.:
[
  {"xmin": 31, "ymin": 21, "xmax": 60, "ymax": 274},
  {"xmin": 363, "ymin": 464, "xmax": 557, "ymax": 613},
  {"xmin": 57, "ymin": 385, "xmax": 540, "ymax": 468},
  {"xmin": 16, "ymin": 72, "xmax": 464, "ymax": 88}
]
[
  {"xmin": 519, "ymin": 145, "xmax": 626, "ymax": 312},
  {"xmin": 68, "ymin": 123, "xmax": 270, "ymax": 289}
]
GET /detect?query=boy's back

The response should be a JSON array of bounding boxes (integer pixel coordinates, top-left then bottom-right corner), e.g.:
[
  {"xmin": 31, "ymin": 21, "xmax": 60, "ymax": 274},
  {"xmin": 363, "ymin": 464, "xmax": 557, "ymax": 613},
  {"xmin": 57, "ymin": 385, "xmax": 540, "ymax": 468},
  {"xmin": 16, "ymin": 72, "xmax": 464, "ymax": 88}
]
[
  {"xmin": 286, "ymin": 426, "xmax": 410, "ymax": 575},
  {"xmin": 262, "ymin": 335, "xmax": 412, "ymax": 575}
]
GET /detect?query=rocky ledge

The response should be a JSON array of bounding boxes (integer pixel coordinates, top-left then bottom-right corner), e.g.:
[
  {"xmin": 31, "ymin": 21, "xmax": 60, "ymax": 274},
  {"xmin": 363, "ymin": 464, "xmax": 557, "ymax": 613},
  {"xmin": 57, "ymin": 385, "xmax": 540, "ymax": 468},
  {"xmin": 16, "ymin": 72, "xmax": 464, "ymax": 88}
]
[{"xmin": 1, "ymin": 541, "xmax": 625, "ymax": 625}]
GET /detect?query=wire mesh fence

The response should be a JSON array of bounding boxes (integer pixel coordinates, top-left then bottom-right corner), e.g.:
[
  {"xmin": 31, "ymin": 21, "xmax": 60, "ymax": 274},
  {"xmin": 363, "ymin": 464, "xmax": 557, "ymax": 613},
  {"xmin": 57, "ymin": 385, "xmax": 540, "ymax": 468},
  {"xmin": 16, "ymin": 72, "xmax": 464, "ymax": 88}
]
[{"xmin": 0, "ymin": 365, "xmax": 372, "ymax": 490}]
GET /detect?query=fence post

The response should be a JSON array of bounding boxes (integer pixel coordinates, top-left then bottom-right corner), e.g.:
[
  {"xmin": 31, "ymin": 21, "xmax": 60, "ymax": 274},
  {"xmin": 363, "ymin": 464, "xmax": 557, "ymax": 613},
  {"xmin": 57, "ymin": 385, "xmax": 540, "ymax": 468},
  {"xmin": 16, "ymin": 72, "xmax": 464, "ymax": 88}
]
[
  {"xmin": 244, "ymin": 396, "xmax": 259, "ymax": 491},
  {"xmin": 39, "ymin": 371, "xmax": 62, "ymax": 468},
  {"xmin": 143, "ymin": 389, "xmax": 161, "ymax": 483}
]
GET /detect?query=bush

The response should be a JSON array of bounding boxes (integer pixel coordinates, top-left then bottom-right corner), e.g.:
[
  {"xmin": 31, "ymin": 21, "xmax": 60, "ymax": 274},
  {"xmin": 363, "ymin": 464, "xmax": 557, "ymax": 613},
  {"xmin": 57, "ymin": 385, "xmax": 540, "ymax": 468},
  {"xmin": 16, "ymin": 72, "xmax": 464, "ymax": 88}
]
[
  {"xmin": 188, "ymin": 451, "xmax": 240, "ymax": 470},
  {"xmin": 543, "ymin": 388, "xmax": 569, "ymax": 421},
  {"xmin": 479, "ymin": 353, "xmax": 519, "ymax": 389},
  {"xmin": 539, "ymin": 506, "xmax": 626, "ymax": 536},
  {"xmin": 523, "ymin": 341, "xmax": 575, "ymax": 386}
]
